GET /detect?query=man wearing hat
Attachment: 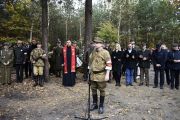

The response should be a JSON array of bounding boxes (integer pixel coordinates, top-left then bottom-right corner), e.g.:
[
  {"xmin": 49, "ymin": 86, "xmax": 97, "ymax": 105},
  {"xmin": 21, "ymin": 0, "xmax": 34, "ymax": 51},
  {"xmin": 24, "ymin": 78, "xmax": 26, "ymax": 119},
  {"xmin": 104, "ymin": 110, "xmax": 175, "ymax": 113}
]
[
  {"xmin": 167, "ymin": 43, "xmax": 180, "ymax": 90},
  {"xmin": 0, "ymin": 42, "xmax": 14, "ymax": 85},
  {"xmin": 30, "ymin": 41, "xmax": 46, "ymax": 87},
  {"xmin": 89, "ymin": 37, "xmax": 112, "ymax": 114},
  {"xmin": 53, "ymin": 40, "xmax": 63, "ymax": 77},
  {"xmin": 14, "ymin": 40, "xmax": 26, "ymax": 83}
]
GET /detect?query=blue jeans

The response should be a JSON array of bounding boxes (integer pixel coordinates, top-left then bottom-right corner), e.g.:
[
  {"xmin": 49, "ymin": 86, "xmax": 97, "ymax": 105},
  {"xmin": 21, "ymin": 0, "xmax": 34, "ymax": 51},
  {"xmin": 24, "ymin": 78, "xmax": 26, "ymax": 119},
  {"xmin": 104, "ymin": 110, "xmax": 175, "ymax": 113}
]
[{"xmin": 126, "ymin": 68, "xmax": 134, "ymax": 85}]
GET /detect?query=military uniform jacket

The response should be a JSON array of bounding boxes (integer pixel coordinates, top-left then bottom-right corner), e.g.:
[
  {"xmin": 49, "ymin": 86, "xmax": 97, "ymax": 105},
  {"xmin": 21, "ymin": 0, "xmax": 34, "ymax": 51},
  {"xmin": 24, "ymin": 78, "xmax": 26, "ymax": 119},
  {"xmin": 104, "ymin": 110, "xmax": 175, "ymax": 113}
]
[
  {"xmin": 0, "ymin": 49, "xmax": 14, "ymax": 67},
  {"xmin": 89, "ymin": 49, "xmax": 111, "ymax": 82},
  {"xmin": 30, "ymin": 48, "xmax": 46, "ymax": 67},
  {"xmin": 54, "ymin": 46, "xmax": 63, "ymax": 69}
]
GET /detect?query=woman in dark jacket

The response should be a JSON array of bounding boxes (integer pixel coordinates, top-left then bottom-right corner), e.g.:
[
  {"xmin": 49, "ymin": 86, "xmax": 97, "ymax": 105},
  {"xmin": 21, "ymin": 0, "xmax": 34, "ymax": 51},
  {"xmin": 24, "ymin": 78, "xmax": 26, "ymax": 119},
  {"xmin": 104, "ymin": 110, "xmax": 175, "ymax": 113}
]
[{"xmin": 111, "ymin": 43, "xmax": 124, "ymax": 86}]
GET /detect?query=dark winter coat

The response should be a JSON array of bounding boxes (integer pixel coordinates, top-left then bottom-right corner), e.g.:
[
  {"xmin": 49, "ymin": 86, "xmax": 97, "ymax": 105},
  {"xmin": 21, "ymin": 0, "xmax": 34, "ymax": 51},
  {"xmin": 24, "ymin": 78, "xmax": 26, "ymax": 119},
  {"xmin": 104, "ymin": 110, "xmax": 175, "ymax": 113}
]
[
  {"xmin": 14, "ymin": 46, "xmax": 26, "ymax": 64},
  {"xmin": 111, "ymin": 50, "xmax": 124, "ymax": 72},
  {"xmin": 123, "ymin": 49, "xmax": 137, "ymax": 69},
  {"xmin": 152, "ymin": 49, "xmax": 167, "ymax": 69},
  {"xmin": 138, "ymin": 49, "xmax": 151, "ymax": 68},
  {"xmin": 167, "ymin": 50, "xmax": 180, "ymax": 70}
]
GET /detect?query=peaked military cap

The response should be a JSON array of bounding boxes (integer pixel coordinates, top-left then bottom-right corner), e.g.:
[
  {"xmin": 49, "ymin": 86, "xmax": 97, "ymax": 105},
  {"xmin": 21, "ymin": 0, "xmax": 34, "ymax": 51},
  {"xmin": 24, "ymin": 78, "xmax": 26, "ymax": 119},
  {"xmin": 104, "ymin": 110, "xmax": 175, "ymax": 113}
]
[{"xmin": 93, "ymin": 37, "xmax": 104, "ymax": 43}]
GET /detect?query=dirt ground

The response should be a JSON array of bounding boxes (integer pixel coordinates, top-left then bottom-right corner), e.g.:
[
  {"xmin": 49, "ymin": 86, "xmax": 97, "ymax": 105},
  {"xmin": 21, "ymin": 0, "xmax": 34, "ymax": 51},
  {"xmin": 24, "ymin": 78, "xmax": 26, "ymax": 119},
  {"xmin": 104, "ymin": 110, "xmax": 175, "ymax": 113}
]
[{"xmin": 0, "ymin": 68, "xmax": 180, "ymax": 120}]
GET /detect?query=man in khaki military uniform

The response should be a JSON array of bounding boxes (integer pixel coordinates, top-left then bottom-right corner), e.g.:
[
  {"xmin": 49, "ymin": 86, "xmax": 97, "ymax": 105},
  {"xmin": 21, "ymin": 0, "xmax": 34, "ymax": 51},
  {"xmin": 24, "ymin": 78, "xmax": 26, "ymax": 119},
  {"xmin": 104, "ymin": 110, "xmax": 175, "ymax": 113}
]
[
  {"xmin": 30, "ymin": 42, "xmax": 46, "ymax": 87},
  {"xmin": 0, "ymin": 42, "xmax": 14, "ymax": 85},
  {"xmin": 89, "ymin": 37, "xmax": 112, "ymax": 114}
]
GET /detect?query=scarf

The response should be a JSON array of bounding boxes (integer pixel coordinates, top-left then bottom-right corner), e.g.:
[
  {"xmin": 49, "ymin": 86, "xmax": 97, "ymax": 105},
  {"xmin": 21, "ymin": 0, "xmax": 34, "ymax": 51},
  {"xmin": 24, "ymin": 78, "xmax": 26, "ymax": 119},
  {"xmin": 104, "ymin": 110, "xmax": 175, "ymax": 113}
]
[{"xmin": 63, "ymin": 46, "xmax": 76, "ymax": 73}]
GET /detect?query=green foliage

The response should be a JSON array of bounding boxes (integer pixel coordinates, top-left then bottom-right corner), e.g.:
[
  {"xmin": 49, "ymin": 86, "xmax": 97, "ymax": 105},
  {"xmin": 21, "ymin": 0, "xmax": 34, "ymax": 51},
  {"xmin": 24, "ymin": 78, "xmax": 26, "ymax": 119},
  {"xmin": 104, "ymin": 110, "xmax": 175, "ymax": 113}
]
[
  {"xmin": 97, "ymin": 21, "xmax": 118, "ymax": 43},
  {"xmin": 0, "ymin": 37, "xmax": 19, "ymax": 43},
  {"xmin": 136, "ymin": 0, "xmax": 179, "ymax": 45},
  {"xmin": 0, "ymin": 0, "xmax": 33, "ymax": 41}
]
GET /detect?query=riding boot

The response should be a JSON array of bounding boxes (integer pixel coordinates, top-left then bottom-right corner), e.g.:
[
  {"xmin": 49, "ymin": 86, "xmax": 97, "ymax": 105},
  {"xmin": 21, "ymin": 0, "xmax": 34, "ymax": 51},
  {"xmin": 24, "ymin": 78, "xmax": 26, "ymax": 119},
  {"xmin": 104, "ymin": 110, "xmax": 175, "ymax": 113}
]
[
  {"xmin": 33, "ymin": 76, "xmax": 38, "ymax": 87},
  {"xmin": 39, "ymin": 75, "xmax": 44, "ymax": 87},
  {"xmin": 98, "ymin": 96, "xmax": 105, "ymax": 114},
  {"xmin": 90, "ymin": 94, "xmax": 98, "ymax": 111}
]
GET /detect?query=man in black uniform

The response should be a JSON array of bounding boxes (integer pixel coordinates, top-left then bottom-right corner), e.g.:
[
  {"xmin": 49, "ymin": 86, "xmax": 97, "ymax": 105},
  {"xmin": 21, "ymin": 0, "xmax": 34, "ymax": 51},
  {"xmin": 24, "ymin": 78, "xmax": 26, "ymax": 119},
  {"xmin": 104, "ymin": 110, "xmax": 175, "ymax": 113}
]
[{"xmin": 14, "ymin": 40, "xmax": 26, "ymax": 83}]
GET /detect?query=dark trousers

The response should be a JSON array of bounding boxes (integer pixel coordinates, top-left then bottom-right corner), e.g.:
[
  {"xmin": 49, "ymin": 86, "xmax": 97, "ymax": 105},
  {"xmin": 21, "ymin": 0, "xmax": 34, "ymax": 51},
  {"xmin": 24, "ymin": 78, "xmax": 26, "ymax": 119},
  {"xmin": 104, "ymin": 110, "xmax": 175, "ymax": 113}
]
[
  {"xmin": 113, "ymin": 70, "xmax": 122, "ymax": 85},
  {"xmin": 133, "ymin": 66, "xmax": 138, "ymax": 82},
  {"xmin": 154, "ymin": 69, "xmax": 164, "ymax": 87},
  {"xmin": 140, "ymin": 68, "xmax": 149, "ymax": 85},
  {"xmin": 170, "ymin": 69, "xmax": 179, "ymax": 89},
  {"xmin": 165, "ymin": 68, "xmax": 171, "ymax": 85},
  {"xmin": 25, "ymin": 62, "xmax": 32, "ymax": 78},
  {"xmin": 16, "ymin": 64, "xmax": 24, "ymax": 83}
]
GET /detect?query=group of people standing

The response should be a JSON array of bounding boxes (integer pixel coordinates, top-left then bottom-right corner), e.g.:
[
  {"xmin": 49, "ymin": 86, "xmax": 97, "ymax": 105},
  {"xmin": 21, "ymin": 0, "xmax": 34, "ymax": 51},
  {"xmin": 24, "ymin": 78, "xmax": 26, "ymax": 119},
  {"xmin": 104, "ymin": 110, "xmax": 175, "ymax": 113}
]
[
  {"xmin": 111, "ymin": 41, "xmax": 180, "ymax": 90},
  {"xmin": 0, "ymin": 37, "xmax": 179, "ymax": 115},
  {"xmin": 0, "ymin": 39, "xmax": 79, "ymax": 87}
]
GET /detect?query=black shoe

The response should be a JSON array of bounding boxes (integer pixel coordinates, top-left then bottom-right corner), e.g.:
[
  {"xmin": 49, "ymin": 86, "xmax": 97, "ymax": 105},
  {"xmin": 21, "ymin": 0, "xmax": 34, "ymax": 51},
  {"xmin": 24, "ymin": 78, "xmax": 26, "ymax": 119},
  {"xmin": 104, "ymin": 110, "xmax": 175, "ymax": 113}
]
[
  {"xmin": 33, "ymin": 83, "xmax": 38, "ymax": 87},
  {"xmin": 146, "ymin": 83, "xmax": 149, "ymax": 87},
  {"xmin": 130, "ymin": 84, "xmax": 133, "ymax": 86},
  {"xmin": 175, "ymin": 87, "xmax": 179, "ymax": 90},
  {"xmin": 153, "ymin": 86, "xmax": 158, "ymax": 88},
  {"xmin": 98, "ymin": 106, "xmax": 104, "ymax": 114},
  {"xmin": 8, "ymin": 83, "xmax": 11, "ymax": 85},
  {"xmin": 160, "ymin": 86, "xmax": 163, "ymax": 89},
  {"xmin": 39, "ymin": 84, "xmax": 44, "ymax": 87},
  {"xmin": 90, "ymin": 103, "xmax": 98, "ymax": 111},
  {"xmin": 139, "ymin": 83, "xmax": 143, "ymax": 86}
]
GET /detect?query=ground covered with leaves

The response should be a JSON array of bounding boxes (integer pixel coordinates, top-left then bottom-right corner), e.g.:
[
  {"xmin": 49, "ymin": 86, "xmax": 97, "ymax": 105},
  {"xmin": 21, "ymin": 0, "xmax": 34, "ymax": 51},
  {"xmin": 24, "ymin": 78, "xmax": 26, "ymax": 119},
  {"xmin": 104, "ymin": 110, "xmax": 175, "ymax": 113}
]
[{"xmin": 0, "ymin": 70, "xmax": 180, "ymax": 120}]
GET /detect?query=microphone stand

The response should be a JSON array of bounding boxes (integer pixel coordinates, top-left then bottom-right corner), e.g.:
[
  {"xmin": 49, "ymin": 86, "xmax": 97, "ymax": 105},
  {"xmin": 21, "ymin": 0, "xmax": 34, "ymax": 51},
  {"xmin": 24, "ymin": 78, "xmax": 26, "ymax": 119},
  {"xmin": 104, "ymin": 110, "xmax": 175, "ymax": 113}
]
[{"xmin": 74, "ymin": 71, "xmax": 108, "ymax": 120}]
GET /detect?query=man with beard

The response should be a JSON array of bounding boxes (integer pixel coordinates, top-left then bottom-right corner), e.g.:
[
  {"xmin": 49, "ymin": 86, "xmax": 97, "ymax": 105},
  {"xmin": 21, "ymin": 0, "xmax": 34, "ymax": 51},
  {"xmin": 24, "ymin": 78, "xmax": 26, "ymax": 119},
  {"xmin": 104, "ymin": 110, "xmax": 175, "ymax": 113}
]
[{"xmin": 62, "ymin": 40, "xmax": 76, "ymax": 86}]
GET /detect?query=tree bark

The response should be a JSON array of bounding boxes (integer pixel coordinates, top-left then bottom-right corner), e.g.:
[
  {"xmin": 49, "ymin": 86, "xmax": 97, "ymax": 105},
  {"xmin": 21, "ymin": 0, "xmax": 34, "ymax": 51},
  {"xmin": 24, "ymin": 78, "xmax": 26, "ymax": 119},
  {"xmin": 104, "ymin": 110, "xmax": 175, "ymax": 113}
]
[
  {"xmin": 41, "ymin": 0, "xmax": 49, "ymax": 81},
  {"xmin": 84, "ymin": 0, "xmax": 92, "ymax": 56}
]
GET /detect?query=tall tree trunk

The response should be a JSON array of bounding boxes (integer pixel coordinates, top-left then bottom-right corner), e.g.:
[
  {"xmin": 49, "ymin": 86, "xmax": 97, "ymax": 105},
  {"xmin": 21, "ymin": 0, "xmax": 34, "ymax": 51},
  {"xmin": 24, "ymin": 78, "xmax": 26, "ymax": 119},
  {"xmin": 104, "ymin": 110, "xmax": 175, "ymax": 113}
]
[
  {"xmin": 29, "ymin": 22, "xmax": 33, "ymax": 42},
  {"xmin": 84, "ymin": 0, "xmax": 92, "ymax": 56},
  {"xmin": 41, "ymin": 0, "xmax": 49, "ymax": 81}
]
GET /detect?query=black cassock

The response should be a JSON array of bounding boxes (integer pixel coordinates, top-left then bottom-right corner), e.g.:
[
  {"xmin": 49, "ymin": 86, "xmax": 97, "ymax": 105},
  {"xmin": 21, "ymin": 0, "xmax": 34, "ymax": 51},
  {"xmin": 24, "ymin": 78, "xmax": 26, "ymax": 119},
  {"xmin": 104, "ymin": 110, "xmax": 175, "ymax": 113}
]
[{"xmin": 62, "ymin": 46, "xmax": 76, "ymax": 86}]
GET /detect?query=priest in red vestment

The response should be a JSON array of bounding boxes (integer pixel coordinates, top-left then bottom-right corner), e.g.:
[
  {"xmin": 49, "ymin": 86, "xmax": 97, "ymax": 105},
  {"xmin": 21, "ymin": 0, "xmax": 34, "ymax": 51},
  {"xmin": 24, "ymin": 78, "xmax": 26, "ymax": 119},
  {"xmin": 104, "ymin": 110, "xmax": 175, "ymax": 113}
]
[{"xmin": 62, "ymin": 40, "xmax": 76, "ymax": 86}]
